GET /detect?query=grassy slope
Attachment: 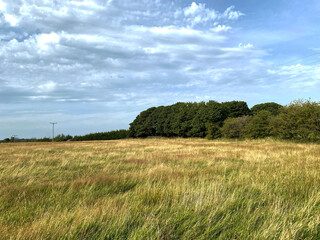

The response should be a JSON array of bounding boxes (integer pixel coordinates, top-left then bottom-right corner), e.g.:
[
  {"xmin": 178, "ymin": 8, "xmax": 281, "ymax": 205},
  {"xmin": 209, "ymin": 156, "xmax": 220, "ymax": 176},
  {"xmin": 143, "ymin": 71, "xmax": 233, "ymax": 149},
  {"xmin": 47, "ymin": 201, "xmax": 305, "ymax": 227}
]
[{"xmin": 1, "ymin": 138, "xmax": 320, "ymax": 239}]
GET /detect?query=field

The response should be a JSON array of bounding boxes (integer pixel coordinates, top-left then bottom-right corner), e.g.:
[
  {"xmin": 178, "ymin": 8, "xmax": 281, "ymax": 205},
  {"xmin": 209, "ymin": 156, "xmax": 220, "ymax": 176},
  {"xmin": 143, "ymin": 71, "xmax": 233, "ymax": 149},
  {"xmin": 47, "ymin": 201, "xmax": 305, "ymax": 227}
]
[{"xmin": 1, "ymin": 138, "xmax": 320, "ymax": 239}]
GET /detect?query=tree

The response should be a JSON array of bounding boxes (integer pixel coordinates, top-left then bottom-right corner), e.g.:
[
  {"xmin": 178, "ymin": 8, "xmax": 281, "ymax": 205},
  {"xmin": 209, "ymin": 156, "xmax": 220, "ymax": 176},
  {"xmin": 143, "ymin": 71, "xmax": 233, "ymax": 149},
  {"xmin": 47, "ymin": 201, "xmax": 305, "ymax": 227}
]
[
  {"xmin": 129, "ymin": 107, "xmax": 157, "ymax": 137},
  {"xmin": 244, "ymin": 110, "xmax": 273, "ymax": 138},
  {"xmin": 190, "ymin": 101, "xmax": 223, "ymax": 138},
  {"xmin": 129, "ymin": 100, "xmax": 251, "ymax": 138},
  {"xmin": 221, "ymin": 101, "xmax": 251, "ymax": 118},
  {"xmin": 251, "ymin": 102, "xmax": 282, "ymax": 115},
  {"xmin": 205, "ymin": 122, "xmax": 221, "ymax": 140}
]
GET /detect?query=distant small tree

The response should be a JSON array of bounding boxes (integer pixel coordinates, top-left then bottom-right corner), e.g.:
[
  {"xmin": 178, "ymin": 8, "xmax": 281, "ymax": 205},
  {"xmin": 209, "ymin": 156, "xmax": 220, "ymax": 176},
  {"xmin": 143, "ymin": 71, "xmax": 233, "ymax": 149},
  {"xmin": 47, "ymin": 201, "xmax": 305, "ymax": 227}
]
[{"xmin": 221, "ymin": 116, "xmax": 252, "ymax": 139}]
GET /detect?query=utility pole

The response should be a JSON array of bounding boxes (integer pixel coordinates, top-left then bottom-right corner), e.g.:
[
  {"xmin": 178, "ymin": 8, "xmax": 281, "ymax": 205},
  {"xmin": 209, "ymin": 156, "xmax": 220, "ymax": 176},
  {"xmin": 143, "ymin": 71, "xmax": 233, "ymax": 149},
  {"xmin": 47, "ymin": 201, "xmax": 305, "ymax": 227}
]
[
  {"xmin": 11, "ymin": 135, "xmax": 18, "ymax": 142},
  {"xmin": 50, "ymin": 122, "xmax": 57, "ymax": 142}
]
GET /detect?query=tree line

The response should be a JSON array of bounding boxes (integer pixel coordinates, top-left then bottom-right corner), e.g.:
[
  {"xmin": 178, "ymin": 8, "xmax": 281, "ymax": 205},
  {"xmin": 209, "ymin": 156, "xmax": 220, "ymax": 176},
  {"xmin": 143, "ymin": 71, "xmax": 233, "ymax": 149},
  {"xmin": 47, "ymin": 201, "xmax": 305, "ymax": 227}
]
[
  {"xmin": 72, "ymin": 129, "xmax": 129, "ymax": 141},
  {"xmin": 1, "ymin": 130, "xmax": 129, "ymax": 142},
  {"xmin": 129, "ymin": 99, "xmax": 320, "ymax": 142},
  {"xmin": 2, "ymin": 99, "xmax": 319, "ymax": 143}
]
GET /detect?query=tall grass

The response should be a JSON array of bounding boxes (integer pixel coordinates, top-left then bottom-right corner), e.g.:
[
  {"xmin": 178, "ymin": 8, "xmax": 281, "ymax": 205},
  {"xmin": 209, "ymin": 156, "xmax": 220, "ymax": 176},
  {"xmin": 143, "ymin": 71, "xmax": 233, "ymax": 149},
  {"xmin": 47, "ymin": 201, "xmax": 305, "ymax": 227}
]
[{"xmin": 1, "ymin": 138, "xmax": 320, "ymax": 239}]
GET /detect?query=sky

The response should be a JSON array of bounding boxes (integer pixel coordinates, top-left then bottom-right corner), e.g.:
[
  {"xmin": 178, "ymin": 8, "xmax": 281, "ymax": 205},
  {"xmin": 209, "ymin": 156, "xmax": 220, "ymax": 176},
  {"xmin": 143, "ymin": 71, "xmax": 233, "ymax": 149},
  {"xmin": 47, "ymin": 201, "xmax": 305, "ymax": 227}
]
[{"xmin": 0, "ymin": 0, "xmax": 320, "ymax": 139}]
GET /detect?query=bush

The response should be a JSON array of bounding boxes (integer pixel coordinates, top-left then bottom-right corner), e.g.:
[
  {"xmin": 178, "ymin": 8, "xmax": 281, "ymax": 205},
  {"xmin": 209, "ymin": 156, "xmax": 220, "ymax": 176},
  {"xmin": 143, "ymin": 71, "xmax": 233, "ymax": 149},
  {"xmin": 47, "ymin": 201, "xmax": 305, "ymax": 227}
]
[
  {"xmin": 221, "ymin": 116, "xmax": 252, "ymax": 139},
  {"xmin": 271, "ymin": 99, "xmax": 320, "ymax": 141},
  {"xmin": 244, "ymin": 110, "xmax": 273, "ymax": 139}
]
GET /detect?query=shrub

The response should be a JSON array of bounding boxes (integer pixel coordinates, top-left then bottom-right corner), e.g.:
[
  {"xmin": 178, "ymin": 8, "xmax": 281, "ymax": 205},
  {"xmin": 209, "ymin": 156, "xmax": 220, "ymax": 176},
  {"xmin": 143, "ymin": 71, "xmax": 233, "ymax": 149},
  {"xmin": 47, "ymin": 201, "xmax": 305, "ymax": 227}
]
[
  {"xmin": 244, "ymin": 110, "xmax": 273, "ymax": 139},
  {"xmin": 271, "ymin": 99, "xmax": 320, "ymax": 141},
  {"xmin": 221, "ymin": 116, "xmax": 252, "ymax": 139}
]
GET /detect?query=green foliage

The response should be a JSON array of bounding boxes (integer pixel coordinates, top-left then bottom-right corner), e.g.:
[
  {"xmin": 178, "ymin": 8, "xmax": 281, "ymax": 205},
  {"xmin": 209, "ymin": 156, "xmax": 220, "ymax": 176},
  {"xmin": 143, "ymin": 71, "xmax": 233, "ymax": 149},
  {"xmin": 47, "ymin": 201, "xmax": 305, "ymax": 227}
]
[
  {"xmin": 221, "ymin": 101, "xmax": 251, "ymax": 118},
  {"xmin": 130, "ymin": 100, "xmax": 252, "ymax": 138},
  {"xmin": 205, "ymin": 100, "xmax": 226, "ymax": 124},
  {"xmin": 205, "ymin": 122, "xmax": 221, "ymax": 140},
  {"xmin": 127, "ymin": 99, "xmax": 320, "ymax": 142},
  {"xmin": 54, "ymin": 134, "xmax": 73, "ymax": 142},
  {"xmin": 37, "ymin": 137, "xmax": 51, "ymax": 142},
  {"xmin": 129, "ymin": 107, "xmax": 157, "ymax": 138},
  {"xmin": 221, "ymin": 116, "xmax": 252, "ymax": 139},
  {"xmin": 251, "ymin": 102, "xmax": 282, "ymax": 115},
  {"xmin": 73, "ymin": 130, "xmax": 129, "ymax": 141},
  {"xmin": 271, "ymin": 99, "xmax": 320, "ymax": 141},
  {"xmin": 244, "ymin": 110, "xmax": 273, "ymax": 139}
]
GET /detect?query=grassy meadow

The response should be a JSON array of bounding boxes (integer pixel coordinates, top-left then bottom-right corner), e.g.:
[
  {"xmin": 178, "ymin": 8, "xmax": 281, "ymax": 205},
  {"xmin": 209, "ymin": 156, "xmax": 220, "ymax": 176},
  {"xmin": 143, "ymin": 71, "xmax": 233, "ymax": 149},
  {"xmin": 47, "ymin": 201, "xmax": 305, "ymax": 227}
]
[{"xmin": 1, "ymin": 138, "xmax": 320, "ymax": 239}]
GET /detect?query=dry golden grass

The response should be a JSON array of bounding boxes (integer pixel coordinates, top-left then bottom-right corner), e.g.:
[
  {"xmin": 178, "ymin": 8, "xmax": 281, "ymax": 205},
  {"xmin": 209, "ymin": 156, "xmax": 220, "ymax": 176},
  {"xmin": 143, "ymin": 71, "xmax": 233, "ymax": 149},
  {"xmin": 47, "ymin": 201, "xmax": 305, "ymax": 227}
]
[{"xmin": 1, "ymin": 138, "xmax": 320, "ymax": 239}]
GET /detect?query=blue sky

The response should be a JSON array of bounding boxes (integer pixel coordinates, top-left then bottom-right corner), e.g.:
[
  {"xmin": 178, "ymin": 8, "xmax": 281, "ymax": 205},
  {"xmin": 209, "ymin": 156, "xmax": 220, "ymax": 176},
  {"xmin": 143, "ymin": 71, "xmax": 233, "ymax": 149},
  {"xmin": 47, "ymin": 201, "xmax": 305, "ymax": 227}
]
[{"xmin": 0, "ymin": 0, "xmax": 319, "ymax": 139}]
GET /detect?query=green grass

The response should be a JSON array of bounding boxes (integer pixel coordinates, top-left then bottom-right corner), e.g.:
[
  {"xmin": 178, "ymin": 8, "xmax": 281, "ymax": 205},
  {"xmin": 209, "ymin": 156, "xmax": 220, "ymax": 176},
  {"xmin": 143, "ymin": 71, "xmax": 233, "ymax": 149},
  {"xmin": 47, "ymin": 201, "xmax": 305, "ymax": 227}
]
[{"xmin": 1, "ymin": 138, "xmax": 320, "ymax": 239}]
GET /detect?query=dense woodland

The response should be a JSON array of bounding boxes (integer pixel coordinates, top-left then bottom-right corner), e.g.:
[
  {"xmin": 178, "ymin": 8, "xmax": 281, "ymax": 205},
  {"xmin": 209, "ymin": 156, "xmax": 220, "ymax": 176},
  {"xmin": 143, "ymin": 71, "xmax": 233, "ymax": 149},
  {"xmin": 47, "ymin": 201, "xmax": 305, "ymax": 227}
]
[{"xmin": 129, "ymin": 99, "xmax": 320, "ymax": 142}]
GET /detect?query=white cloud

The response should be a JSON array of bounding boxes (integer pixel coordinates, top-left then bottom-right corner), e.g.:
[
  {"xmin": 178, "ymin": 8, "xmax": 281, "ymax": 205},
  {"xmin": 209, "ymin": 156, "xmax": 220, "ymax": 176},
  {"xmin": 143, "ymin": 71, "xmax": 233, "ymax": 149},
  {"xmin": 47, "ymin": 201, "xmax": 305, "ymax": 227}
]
[
  {"xmin": 150, "ymin": 25, "xmax": 195, "ymax": 35},
  {"xmin": 287, "ymin": 64, "xmax": 302, "ymax": 70},
  {"xmin": 266, "ymin": 64, "xmax": 320, "ymax": 89},
  {"xmin": 239, "ymin": 43, "xmax": 253, "ymax": 48},
  {"xmin": 4, "ymin": 13, "xmax": 18, "ymax": 26},
  {"xmin": 184, "ymin": 2, "xmax": 207, "ymax": 16},
  {"xmin": 37, "ymin": 81, "xmax": 56, "ymax": 92},
  {"xmin": 211, "ymin": 25, "xmax": 232, "ymax": 33},
  {"xmin": 177, "ymin": 2, "xmax": 243, "ymax": 27},
  {"xmin": 70, "ymin": 0, "xmax": 104, "ymax": 10},
  {"xmin": 37, "ymin": 32, "xmax": 60, "ymax": 51},
  {"xmin": 223, "ymin": 6, "xmax": 244, "ymax": 20},
  {"xmin": 0, "ymin": 0, "xmax": 5, "ymax": 11}
]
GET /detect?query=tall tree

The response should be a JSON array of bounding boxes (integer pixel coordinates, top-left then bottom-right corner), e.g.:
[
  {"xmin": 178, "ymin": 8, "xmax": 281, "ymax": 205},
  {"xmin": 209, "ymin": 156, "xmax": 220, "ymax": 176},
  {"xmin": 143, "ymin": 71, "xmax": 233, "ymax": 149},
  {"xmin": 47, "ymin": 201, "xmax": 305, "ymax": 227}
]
[
  {"xmin": 221, "ymin": 101, "xmax": 251, "ymax": 118},
  {"xmin": 251, "ymin": 102, "xmax": 282, "ymax": 115}
]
